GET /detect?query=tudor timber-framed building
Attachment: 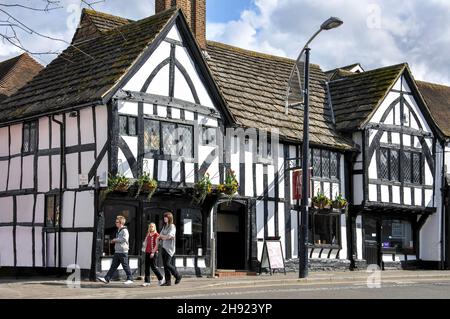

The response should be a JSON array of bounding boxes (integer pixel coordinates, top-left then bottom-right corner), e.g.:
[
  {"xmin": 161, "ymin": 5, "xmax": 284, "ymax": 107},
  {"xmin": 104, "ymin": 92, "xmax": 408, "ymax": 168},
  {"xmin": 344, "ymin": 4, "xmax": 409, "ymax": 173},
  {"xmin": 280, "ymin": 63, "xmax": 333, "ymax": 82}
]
[{"xmin": 0, "ymin": 1, "xmax": 449, "ymax": 279}]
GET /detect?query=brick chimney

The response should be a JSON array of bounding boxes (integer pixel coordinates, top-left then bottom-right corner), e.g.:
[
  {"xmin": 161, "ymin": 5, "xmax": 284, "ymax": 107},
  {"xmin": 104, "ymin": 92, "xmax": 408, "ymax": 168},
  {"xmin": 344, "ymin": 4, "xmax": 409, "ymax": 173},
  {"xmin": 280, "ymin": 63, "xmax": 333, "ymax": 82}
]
[{"xmin": 155, "ymin": 0, "xmax": 206, "ymax": 49}]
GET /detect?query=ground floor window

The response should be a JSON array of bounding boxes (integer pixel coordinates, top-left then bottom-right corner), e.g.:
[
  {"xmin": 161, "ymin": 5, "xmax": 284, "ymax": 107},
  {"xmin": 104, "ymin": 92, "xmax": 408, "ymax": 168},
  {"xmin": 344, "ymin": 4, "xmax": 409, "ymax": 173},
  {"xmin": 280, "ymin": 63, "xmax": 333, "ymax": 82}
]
[
  {"xmin": 381, "ymin": 218, "xmax": 414, "ymax": 251},
  {"xmin": 308, "ymin": 212, "xmax": 340, "ymax": 247},
  {"xmin": 175, "ymin": 208, "xmax": 203, "ymax": 256},
  {"xmin": 103, "ymin": 204, "xmax": 138, "ymax": 256},
  {"xmin": 45, "ymin": 194, "xmax": 60, "ymax": 228}
]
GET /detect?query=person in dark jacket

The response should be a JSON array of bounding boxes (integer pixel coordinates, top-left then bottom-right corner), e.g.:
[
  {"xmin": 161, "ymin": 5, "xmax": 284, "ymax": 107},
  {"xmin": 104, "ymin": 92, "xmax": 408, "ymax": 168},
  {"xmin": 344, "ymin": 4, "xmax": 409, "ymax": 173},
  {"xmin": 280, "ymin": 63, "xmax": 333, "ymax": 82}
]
[{"xmin": 97, "ymin": 215, "xmax": 134, "ymax": 284}]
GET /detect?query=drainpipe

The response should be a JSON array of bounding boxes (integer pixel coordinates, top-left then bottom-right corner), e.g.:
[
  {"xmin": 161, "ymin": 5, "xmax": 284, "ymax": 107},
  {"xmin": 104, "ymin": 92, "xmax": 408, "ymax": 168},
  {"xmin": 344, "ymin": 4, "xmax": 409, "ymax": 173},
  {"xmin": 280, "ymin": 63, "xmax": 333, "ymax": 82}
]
[
  {"xmin": 52, "ymin": 115, "xmax": 65, "ymax": 273},
  {"xmin": 441, "ymin": 140, "xmax": 447, "ymax": 269}
]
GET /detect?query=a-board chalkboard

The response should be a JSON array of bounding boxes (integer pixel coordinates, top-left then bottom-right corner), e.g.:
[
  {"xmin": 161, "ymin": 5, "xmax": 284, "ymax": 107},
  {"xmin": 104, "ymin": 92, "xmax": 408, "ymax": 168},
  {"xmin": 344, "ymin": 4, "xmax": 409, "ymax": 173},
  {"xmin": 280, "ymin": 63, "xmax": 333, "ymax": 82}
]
[{"xmin": 259, "ymin": 238, "xmax": 286, "ymax": 275}]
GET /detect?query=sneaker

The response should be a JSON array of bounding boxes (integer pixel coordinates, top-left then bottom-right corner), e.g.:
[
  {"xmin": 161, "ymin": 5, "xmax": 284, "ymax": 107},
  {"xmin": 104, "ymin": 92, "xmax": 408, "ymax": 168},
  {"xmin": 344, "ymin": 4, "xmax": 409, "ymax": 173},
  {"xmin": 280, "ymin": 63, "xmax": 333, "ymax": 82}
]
[
  {"xmin": 124, "ymin": 280, "xmax": 134, "ymax": 285},
  {"xmin": 175, "ymin": 275, "xmax": 182, "ymax": 285},
  {"xmin": 160, "ymin": 282, "xmax": 171, "ymax": 286},
  {"xmin": 97, "ymin": 277, "xmax": 108, "ymax": 284},
  {"xmin": 158, "ymin": 278, "xmax": 166, "ymax": 286},
  {"xmin": 142, "ymin": 282, "xmax": 150, "ymax": 287}
]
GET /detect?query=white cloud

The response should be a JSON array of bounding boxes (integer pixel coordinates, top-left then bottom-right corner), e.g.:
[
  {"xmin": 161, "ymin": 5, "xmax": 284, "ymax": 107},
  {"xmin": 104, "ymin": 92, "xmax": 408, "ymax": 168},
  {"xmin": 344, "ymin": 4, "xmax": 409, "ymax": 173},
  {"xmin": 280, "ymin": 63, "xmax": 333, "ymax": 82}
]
[{"xmin": 207, "ymin": 0, "xmax": 450, "ymax": 85}]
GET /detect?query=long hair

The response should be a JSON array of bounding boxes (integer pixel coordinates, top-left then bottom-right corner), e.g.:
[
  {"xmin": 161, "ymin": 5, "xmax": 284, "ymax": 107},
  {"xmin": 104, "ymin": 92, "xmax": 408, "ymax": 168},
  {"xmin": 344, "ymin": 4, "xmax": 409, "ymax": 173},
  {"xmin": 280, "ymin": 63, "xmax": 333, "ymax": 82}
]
[
  {"xmin": 147, "ymin": 222, "xmax": 157, "ymax": 235},
  {"xmin": 163, "ymin": 212, "xmax": 174, "ymax": 226}
]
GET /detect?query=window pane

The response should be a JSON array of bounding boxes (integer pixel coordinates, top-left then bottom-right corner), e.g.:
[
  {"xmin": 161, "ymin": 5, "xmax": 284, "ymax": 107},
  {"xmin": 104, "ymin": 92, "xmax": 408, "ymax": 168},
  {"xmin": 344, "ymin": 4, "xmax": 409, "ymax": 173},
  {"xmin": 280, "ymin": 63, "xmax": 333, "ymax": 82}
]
[
  {"xmin": 403, "ymin": 152, "xmax": 412, "ymax": 183},
  {"xmin": 390, "ymin": 149, "xmax": 400, "ymax": 181},
  {"xmin": 413, "ymin": 153, "xmax": 422, "ymax": 184},
  {"xmin": 312, "ymin": 149, "xmax": 321, "ymax": 177},
  {"xmin": 144, "ymin": 120, "xmax": 160, "ymax": 153},
  {"xmin": 379, "ymin": 148, "xmax": 389, "ymax": 179},
  {"xmin": 29, "ymin": 122, "xmax": 37, "ymax": 152},
  {"xmin": 330, "ymin": 152, "xmax": 338, "ymax": 178},
  {"xmin": 119, "ymin": 116, "xmax": 127, "ymax": 135},
  {"xmin": 202, "ymin": 127, "xmax": 216, "ymax": 145},
  {"xmin": 46, "ymin": 196, "xmax": 54, "ymax": 227},
  {"xmin": 177, "ymin": 125, "xmax": 193, "ymax": 157},
  {"xmin": 381, "ymin": 219, "xmax": 414, "ymax": 250},
  {"xmin": 23, "ymin": 123, "xmax": 30, "ymax": 153},
  {"xmin": 313, "ymin": 215, "xmax": 338, "ymax": 245},
  {"xmin": 322, "ymin": 150, "xmax": 330, "ymax": 178},
  {"xmin": 128, "ymin": 117, "xmax": 137, "ymax": 136},
  {"xmin": 162, "ymin": 123, "xmax": 177, "ymax": 156},
  {"xmin": 176, "ymin": 209, "xmax": 202, "ymax": 255},
  {"xmin": 54, "ymin": 195, "xmax": 60, "ymax": 227}
]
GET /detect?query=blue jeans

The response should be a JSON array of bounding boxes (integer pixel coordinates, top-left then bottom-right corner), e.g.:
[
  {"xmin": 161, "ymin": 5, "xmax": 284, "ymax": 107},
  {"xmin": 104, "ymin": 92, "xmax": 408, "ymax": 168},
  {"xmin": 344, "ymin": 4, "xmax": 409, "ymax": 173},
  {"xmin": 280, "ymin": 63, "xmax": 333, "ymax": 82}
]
[{"xmin": 105, "ymin": 253, "xmax": 133, "ymax": 281}]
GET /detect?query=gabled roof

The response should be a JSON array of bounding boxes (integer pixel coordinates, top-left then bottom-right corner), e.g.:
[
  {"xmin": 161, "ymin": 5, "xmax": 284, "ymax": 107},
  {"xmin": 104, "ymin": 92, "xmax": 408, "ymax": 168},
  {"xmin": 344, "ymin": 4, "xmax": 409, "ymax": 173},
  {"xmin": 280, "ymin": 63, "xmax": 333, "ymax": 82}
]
[
  {"xmin": 71, "ymin": 9, "xmax": 133, "ymax": 44},
  {"xmin": 0, "ymin": 53, "xmax": 43, "ymax": 102},
  {"xmin": 0, "ymin": 8, "xmax": 178, "ymax": 123},
  {"xmin": 416, "ymin": 81, "xmax": 450, "ymax": 138},
  {"xmin": 329, "ymin": 63, "xmax": 407, "ymax": 131},
  {"xmin": 206, "ymin": 41, "xmax": 355, "ymax": 150}
]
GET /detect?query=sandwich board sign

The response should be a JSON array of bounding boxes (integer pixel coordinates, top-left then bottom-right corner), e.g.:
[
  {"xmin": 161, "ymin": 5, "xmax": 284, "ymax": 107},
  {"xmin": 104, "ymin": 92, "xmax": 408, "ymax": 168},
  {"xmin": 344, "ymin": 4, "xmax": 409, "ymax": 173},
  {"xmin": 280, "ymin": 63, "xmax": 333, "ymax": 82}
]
[{"xmin": 259, "ymin": 237, "xmax": 286, "ymax": 275}]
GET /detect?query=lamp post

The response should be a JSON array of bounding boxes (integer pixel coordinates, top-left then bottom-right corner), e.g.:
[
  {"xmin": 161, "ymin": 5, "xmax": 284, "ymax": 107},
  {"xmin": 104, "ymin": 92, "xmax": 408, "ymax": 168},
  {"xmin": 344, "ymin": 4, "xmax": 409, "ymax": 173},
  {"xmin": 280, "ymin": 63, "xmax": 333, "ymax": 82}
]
[{"xmin": 288, "ymin": 17, "xmax": 343, "ymax": 279}]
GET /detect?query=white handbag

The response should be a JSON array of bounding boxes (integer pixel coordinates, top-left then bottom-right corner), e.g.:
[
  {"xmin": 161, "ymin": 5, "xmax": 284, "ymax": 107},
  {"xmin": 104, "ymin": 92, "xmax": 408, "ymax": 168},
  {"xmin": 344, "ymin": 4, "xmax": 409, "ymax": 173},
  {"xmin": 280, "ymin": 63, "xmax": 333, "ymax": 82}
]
[{"xmin": 141, "ymin": 236, "xmax": 147, "ymax": 253}]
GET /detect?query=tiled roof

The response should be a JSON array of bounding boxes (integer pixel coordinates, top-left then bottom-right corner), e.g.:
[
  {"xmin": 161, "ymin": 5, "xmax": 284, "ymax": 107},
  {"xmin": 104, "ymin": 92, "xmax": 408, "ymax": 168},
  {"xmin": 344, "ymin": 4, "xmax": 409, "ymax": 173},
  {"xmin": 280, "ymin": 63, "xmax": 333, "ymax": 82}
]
[
  {"xmin": 71, "ymin": 9, "xmax": 133, "ymax": 44},
  {"xmin": 206, "ymin": 41, "xmax": 355, "ymax": 150},
  {"xmin": 417, "ymin": 81, "xmax": 450, "ymax": 137},
  {"xmin": 0, "ymin": 8, "xmax": 177, "ymax": 123},
  {"xmin": 329, "ymin": 63, "xmax": 406, "ymax": 131},
  {"xmin": 0, "ymin": 53, "xmax": 43, "ymax": 101}
]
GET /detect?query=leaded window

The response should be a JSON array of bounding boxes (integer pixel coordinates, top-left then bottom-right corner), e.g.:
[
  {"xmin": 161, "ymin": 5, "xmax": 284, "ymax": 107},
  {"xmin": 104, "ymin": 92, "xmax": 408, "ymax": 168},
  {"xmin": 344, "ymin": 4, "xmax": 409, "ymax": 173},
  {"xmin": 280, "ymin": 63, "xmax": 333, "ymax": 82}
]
[
  {"xmin": 330, "ymin": 152, "xmax": 338, "ymax": 178},
  {"xmin": 322, "ymin": 150, "xmax": 330, "ymax": 178},
  {"xmin": 403, "ymin": 152, "xmax": 412, "ymax": 183},
  {"xmin": 119, "ymin": 115, "xmax": 137, "ymax": 136},
  {"xmin": 202, "ymin": 127, "xmax": 217, "ymax": 145},
  {"xmin": 312, "ymin": 149, "xmax": 321, "ymax": 177},
  {"xmin": 412, "ymin": 153, "xmax": 422, "ymax": 184},
  {"xmin": 23, "ymin": 121, "xmax": 37, "ymax": 153},
  {"xmin": 177, "ymin": 125, "xmax": 193, "ymax": 157},
  {"xmin": 162, "ymin": 122, "xmax": 177, "ymax": 156},
  {"xmin": 379, "ymin": 148, "xmax": 389, "ymax": 180},
  {"xmin": 390, "ymin": 149, "xmax": 400, "ymax": 182},
  {"xmin": 144, "ymin": 119, "xmax": 160, "ymax": 153}
]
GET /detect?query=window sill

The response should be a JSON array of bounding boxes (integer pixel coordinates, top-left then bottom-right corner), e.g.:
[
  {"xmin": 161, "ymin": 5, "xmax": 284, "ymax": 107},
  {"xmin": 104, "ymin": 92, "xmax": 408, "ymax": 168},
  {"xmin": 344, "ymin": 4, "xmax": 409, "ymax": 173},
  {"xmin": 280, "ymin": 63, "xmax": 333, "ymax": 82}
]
[{"xmin": 307, "ymin": 244, "xmax": 341, "ymax": 250}]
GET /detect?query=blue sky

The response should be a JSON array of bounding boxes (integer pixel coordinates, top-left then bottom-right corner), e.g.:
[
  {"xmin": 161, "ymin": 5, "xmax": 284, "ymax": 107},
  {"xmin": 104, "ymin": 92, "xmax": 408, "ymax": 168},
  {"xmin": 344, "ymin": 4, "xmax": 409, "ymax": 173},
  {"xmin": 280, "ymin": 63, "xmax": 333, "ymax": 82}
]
[{"xmin": 1, "ymin": 0, "xmax": 449, "ymax": 85}]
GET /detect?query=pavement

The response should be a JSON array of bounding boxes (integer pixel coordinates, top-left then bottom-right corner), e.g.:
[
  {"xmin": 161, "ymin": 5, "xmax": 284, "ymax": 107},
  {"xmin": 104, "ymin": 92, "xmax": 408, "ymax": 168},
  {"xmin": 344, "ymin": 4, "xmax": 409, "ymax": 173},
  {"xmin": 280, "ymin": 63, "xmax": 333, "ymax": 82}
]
[{"xmin": 2, "ymin": 270, "xmax": 450, "ymax": 299}]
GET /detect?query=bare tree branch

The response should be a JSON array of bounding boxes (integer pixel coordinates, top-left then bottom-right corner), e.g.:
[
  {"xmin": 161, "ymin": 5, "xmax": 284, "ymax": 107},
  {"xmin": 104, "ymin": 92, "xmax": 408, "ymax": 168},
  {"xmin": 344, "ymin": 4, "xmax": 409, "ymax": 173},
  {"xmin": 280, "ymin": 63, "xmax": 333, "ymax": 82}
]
[{"xmin": 0, "ymin": 0, "xmax": 104, "ymax": 61}]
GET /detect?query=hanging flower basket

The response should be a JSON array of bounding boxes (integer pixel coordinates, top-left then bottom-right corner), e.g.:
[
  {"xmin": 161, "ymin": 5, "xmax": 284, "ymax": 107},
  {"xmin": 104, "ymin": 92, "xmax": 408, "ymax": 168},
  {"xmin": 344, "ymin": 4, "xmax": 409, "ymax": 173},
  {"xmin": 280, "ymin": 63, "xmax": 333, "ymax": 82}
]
[
  {"xmin": 135, "ymin": 173, "xmax": 158, "ymax": 200},
  {"xmin": 312, "ymin": 192, "xmax": 332, "ymax": 210},
  {"xmin": 332, "ymin": 194, "xmax": 348, "ymax": 210},
  {"xmin": 218, "ymin": 169, "xmax": 239, "ymax": 204},
  {"xmin": 107, "ymin": 174, "xmax": 131, "ymax": 194},
  {"xmin": 192, "ymin": 173, "xmax": 213, "ymax": 205}
]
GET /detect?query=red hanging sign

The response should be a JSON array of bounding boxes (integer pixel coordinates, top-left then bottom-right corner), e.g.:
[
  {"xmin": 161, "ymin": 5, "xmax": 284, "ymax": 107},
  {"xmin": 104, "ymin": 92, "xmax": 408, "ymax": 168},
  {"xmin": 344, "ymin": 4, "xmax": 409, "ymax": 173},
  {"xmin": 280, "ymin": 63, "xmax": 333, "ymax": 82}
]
[{"xmin": 292, "ymin": 168, "xmax": 311, "ymax": 200}]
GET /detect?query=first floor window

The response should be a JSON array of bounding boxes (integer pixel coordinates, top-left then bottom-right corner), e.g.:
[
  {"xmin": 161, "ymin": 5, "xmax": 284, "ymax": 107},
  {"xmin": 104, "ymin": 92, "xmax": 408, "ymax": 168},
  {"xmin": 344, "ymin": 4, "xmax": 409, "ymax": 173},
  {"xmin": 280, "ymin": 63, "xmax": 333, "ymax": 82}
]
[
  {"xmin": 119, "ymin": 115, "xmax": 137, "ymax": 136},
  {"xmin": 45, "ymin": 195, "xmax": 60, "ymax": 228},
  {"xmin": 378, "ymin": 147, "xmax": 400, "ymax": 181},
  {"xmin": 381, "ymin": 219, "xmax": 414, "ymax": 252},
  {"xmin": 311, "ymin": 148, "xmax": 339, "ymax": 180},
  {"xmin": 144, "ymin": 120, "xmax": 194, "ymax": 158},
  {"xmin": 202, "ymin": 127, "xmax": 217, "ymax": 146},
  {"xmin": 23, "ymin": 121, "xmax": 37, "ymax": 153},
  {"xmin": 308, "ymin": 213, "xmax": 340, "ymax": 246}
]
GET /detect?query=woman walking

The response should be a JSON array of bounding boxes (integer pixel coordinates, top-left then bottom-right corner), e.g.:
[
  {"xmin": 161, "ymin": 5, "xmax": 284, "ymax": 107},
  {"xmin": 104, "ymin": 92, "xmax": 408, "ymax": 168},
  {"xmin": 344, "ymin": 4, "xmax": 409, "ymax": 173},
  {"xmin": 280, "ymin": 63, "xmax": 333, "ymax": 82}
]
[
  {"xmin": 159, "ymin": 212, "xmax": 182, "ymax": 286},
  {"xmin": 142, "ymin": 223, "xmax": 164, "ymax": 287}
]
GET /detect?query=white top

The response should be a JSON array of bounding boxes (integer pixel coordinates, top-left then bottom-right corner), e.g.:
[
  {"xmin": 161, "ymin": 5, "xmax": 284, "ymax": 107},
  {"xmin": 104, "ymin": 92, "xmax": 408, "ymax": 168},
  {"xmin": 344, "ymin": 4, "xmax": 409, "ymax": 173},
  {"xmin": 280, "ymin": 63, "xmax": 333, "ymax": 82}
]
[{"xmin": 161, "ymin": 224, "xmax": 176, "ymax": 257}]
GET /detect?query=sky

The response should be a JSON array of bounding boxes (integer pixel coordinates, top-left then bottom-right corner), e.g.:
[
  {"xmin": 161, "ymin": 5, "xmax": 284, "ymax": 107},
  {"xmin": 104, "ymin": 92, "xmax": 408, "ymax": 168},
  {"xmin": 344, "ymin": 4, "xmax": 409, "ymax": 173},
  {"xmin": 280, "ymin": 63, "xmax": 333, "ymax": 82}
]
[{"xmin": 1, "ymin": 0, "xmax": 449, "ymax": 85}]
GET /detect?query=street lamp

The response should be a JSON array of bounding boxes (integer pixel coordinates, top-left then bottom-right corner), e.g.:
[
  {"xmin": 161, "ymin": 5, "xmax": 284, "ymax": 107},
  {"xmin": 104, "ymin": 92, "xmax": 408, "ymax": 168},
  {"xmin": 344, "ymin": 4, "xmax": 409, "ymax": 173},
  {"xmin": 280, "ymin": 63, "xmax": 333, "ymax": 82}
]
[{"xmin": 286, "ymin": 17, "xmax": 343, "ymax": 279}]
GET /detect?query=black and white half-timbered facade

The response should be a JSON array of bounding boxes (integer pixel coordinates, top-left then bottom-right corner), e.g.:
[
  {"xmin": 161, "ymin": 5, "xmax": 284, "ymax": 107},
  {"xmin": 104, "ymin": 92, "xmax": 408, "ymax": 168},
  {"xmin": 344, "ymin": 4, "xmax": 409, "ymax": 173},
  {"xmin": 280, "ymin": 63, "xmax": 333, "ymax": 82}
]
[
  {"xmin": 1, "ymin": 0, "xmax": 450, "ymax": 279},
  {"xmin": 330, "ymin": 64, "xmax": 448, "ymax": 269}
]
